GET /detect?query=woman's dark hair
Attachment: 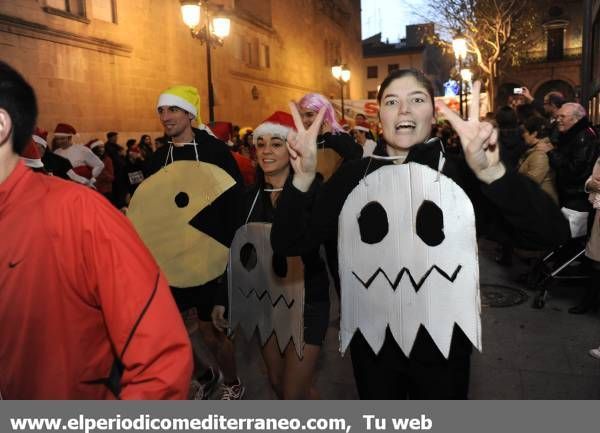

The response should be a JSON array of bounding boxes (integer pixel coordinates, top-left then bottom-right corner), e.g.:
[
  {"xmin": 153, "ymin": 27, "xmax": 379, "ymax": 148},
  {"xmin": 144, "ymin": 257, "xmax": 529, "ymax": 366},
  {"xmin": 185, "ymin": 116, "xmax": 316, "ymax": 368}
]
[
  {"xmin": 523, "ymin": 116, "xmax": 551, "ymax": 140},
  {"xmin": 0, "ymin": 61, "xmax": 38, "ymax": 154},
  {"xmin": 138, "ymin": 134, "xmax": 150, "ymax": 147},
  {"xmin": 242, "ymin": 132, "xmax": 253, "ymax": 147},
  {"xmin": 376, "ymin": 68, "xmax": 435, "ymax": 108},
  {"xmin": 138, "ymin": 134, "xmax": 153, "ymax": 158},
  {"xmin": 495, "ymin": 106, "xmax": 518, "ymax": 129}
]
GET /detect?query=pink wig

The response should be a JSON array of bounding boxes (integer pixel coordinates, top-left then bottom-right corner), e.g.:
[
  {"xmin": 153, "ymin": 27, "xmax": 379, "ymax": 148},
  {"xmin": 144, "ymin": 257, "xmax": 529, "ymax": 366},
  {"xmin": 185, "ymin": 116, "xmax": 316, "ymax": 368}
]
[{"xmin": 298, "ymin": 93, "xmax": 345, "ymax": 134}]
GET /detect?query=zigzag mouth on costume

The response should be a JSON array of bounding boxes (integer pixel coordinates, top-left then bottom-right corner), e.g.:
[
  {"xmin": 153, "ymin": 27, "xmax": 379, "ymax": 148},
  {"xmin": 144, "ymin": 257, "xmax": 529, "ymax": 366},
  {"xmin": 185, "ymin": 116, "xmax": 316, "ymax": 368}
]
[
  {"xmin": 352, "ymin": 265, "xmax": 462, "ymax": 292},
  {"xmin": 237, "ymin": 287, "xmax": 296, "ymax": 308}
]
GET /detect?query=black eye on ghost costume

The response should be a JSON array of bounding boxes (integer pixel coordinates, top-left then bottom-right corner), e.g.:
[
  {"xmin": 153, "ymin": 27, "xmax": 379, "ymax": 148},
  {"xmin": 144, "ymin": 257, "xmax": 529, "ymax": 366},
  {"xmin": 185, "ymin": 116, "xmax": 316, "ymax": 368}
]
[
  {"xmin": 240, "ymin": 243, "xmax": 257, "ymax": 271},
  {"xmin": 175, "ymin": 192, "xmax": 189, "ymax": 208},
  {"xmin": 358, "ymin": 201, "xmax": 389, "ymax": 244},
  {"xmin": 416, "ymin": 200, "xmax": 444, "ymax": 246},
  {"xmin": 272, "ymin": 254, "xmax": 288, "ymax": 278}
]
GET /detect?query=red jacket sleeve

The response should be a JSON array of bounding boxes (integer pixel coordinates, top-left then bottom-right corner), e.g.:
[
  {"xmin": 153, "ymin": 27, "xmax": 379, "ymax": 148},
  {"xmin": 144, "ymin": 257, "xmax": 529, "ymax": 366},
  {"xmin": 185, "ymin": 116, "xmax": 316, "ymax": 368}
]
[{"xmin": 80, "ymin": 190, "xmax": 193, "ymax": 399}]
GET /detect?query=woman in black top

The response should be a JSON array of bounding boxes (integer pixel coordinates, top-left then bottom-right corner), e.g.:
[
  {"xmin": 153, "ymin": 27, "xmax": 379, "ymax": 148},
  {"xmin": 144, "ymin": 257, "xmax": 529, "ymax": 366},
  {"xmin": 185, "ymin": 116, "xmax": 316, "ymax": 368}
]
[
  {"xmin": 272, "ymin": 69, "xmax": 570, "ymax": 399},
  {"xmin": 298, "ymin": 93, "xmax": 362, "ymax": 293},
  {"xmin": 237, "ymin": 112, "xmax": 330, "ymax": 399}
]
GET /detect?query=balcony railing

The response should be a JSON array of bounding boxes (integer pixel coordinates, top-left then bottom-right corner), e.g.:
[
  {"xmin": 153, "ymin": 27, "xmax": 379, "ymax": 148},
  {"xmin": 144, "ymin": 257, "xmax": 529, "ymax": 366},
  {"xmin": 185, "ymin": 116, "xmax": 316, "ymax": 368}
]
[{"xmin": 521, "ymin": 47, "xmax": 582, "ymax": 64}]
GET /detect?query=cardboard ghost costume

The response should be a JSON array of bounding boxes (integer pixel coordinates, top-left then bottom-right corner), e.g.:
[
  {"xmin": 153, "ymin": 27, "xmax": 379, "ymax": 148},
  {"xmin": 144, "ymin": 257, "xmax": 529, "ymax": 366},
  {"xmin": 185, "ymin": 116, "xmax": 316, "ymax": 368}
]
[
  {"xmin": 338, "ymin": 163, "xmax": 481, "ymax": 358},
  {"xmin": 229, "ymin": 222, "xmax": 305, "ymax": 358},
  {"xmin": 128, "ymin": 160, "xmax": 236, "ymax": 288}
]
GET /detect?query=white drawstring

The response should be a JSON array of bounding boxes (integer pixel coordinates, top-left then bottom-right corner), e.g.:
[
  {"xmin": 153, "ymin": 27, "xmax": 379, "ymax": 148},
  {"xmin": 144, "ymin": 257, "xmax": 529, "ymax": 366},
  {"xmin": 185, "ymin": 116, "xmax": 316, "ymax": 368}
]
[
  {"xmin": 163, "ymin": 138, "xmax": 200, "ymax": 167},
  {"xmin": 362, "ymin": 137, "xmax": 446, "ymax": 183},
  {"xmin": 245, "ymin": 189, "xmax": 261, "ymax": 225},
  {"xmin": 263, "ymin": 188, "xmax": 283, "ymax": 192}
]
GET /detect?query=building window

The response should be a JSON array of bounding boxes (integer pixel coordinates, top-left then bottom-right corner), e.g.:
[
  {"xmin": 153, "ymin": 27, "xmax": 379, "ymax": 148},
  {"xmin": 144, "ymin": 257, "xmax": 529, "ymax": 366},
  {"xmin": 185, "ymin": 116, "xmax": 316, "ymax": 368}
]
[
  {"xmin": 547, "ymin": 27, "xmax": 565, "ymax": 61},
  {"xmin": 45, "ymin": 0, "xmax": 86, "ymax": 17},
  {"xmin": 233, "ymin": 33, "xmax": 269, "ymax": 69},
  {"xmin": 388, "ymin": 64, "xmax": 399, "ymax": 73},
  {"xmin": 367, "ymin": 66, "xmax": 378, "ymax": 79},
  {"xmin": 367, "ymin": 90, "xmax": 378, "ymax": 99},
  {"xmin": 233, "ymin": 34, "xmax": 244, "ymax": 61},
  {"xmin": 91, "ymin": 0, "xmax": 117, "ymax": 23},
  {"xmin": 259, "ymin": 44, "xmax": 270, "ymax": 68}
]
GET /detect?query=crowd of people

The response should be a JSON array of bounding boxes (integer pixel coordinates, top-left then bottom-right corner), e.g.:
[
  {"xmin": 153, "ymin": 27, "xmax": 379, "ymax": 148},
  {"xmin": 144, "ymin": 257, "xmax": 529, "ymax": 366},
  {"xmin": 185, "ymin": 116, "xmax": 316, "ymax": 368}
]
[{"xmin": 1, "ymin": 58, "xmax": 598, "ymax": 400}]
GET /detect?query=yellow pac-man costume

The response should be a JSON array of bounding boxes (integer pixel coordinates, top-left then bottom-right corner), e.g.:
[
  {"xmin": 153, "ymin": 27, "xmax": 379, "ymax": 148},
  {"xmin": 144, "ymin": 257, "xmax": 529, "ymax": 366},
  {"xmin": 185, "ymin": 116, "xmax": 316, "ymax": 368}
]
[
  {"xmin": 129, "ymin": 128, "xmax": 243, "ymax": 319},
  {"xmin": 128, "ymin": 160, "xmax": 235, "ymax": 288}
]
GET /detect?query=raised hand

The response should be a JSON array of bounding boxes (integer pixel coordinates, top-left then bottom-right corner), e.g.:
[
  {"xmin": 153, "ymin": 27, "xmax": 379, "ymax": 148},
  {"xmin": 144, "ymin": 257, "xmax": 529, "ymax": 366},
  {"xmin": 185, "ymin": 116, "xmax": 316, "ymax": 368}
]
[
  {"xmin": 435, "ymin": 81, "xmax": 506, "ymax": 184},
  {"xmin": 521, "ymin": 86, "xmax": 534, "ymax": 103},
  {"xmin": 286, "ymin": 102, "xmax": 326, "ymax": 192},
  {"xmin": 211, "ymin": 305, "xmax": 229, "ymax": 333}
]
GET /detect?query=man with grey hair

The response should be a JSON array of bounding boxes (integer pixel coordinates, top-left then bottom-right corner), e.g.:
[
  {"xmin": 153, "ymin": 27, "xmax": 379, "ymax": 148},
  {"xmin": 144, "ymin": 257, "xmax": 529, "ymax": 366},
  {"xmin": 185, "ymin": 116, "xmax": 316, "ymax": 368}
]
[{"xmin": 538, "ymin": 102, "xmax": 599, "ymax": 214}]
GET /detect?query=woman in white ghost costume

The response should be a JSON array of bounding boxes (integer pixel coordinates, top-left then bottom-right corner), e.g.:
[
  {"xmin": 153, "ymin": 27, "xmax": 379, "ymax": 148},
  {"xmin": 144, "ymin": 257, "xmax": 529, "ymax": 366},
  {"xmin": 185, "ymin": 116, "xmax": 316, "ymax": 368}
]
[
  {"xmin": 214, "ymin": 112, "xmax": 330, "ymax": 399},
  {"xmin": 271, "ymin": 69, "xmax": 570, "ymax": 399}
]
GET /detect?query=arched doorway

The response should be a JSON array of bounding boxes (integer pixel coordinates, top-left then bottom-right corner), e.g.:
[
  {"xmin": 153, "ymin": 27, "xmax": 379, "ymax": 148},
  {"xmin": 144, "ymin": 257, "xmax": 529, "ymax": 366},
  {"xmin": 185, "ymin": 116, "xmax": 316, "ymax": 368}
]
[{"xmin": 534, "ymin": 80, "xmax": 575, "ymax": 102}]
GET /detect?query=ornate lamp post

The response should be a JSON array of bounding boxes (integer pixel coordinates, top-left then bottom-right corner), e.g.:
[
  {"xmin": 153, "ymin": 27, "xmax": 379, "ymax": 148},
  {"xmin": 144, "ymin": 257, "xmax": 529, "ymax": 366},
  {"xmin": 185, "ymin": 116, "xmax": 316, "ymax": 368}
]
[
  {"xmin": 332, "ymin": 63, "xmax": 351, "ymax": 121},
  {"xmin": 460, "ymin": 68, "xmax": 473, "ymax": 119},
  {"xmin": 452, "ymin": 33, "xmax": 467, "ymax": 118},
  {"xmin": 180, "ymin": 1, "xmax": 231, "ymax": 123}
]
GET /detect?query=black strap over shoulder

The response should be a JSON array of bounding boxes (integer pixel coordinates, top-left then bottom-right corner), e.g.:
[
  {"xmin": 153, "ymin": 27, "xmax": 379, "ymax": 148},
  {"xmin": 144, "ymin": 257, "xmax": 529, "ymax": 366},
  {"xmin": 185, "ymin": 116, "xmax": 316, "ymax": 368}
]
[{"xmin": 83, "ymin": 272, "xmax": 160, "ymax": 398}]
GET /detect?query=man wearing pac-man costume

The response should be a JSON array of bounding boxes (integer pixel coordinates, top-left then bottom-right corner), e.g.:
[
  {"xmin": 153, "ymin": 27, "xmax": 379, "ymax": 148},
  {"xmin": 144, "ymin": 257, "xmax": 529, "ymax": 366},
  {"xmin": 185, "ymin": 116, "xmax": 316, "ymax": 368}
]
[{"xmin": 129, "ymin": 85, "xmax": 245, "ymax": 400}]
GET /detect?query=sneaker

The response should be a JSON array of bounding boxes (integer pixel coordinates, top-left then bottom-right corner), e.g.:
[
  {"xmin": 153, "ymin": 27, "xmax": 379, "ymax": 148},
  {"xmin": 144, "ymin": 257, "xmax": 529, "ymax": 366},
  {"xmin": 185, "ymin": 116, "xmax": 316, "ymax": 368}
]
[
  {"xmin": 219, "ymin": 378, "xmax": 246, "ymax": 400},
  {"xmin": 589, "ymin": 347, "xmax": 600, "ymax": 360},
  {"xmin": 190, "ymin": 367, "xmax": 223, "ymax": 400}
]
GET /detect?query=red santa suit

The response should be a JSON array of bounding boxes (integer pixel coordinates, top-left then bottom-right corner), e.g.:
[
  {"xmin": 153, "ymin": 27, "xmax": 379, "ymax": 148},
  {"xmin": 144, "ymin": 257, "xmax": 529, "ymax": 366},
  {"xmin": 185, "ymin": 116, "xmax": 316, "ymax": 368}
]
[
  {"xmin": 55, "ymin": 144, "xmax": 104, "ymax": 186},
  {"xmin": 0, "ymin": 163, "xmax": 193, "ymax": 399}
]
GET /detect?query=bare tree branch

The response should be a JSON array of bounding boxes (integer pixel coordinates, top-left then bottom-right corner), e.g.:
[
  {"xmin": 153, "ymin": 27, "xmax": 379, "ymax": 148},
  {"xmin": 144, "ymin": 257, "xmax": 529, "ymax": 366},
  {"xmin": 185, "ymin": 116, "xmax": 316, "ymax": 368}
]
[{"xmin": 415, "ymin": 0, "xmax": 538, "ymax": 108}]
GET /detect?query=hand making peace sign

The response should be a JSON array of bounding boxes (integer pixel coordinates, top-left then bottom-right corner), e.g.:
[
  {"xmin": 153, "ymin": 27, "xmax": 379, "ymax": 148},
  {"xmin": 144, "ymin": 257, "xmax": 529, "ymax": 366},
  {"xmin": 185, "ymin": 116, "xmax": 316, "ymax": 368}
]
[
  {"xmin": 286, "ymin": 102, "xmax": 327, "ymax": 192},
  {"xmin": 436, "ymin": 81, "xmax": 506, "ymax": 184}
]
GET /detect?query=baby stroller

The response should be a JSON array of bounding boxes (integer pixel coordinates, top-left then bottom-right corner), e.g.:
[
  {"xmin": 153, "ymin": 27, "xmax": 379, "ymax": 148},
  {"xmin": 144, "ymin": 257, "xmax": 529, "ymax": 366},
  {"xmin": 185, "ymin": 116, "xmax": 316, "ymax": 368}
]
[{"xmin": 530, "ymin": 236, "xmax": 590, "ymax": 309}]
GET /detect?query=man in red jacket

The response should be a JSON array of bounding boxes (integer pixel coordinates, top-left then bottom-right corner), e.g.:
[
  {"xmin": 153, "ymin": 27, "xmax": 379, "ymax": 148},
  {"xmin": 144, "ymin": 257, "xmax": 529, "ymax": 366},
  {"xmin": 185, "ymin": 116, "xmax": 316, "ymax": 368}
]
[{"xmin": 0, "ymin": 61, "xmax": 193, "ymax": 399}]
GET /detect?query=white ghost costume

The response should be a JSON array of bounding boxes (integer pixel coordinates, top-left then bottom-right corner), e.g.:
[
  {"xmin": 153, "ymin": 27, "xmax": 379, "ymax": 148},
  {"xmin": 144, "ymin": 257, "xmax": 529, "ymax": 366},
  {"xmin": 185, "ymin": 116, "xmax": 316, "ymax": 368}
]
[
  {"xmin": 338, "ymin": 163, "xmax": 482, "ymax": 358},
  {"xmin": 228, "ymin": 222, "xmax": 305, "ymax": 358}
]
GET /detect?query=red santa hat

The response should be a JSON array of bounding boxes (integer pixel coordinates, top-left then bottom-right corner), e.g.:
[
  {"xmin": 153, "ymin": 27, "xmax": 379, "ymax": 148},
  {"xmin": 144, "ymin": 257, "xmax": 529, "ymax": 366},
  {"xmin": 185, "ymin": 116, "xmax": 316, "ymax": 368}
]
[
  {"xmin": 354, "ymin": 121, "xmax": 371, "ymax": 133},
  {"xmin": 210, "ymin": 121, "xmax": 233, "ymax": 143},
  {"xmin": 86, "ymin": 139, "xmax": 104, "ymax": 150},
  {"xmin": 32, "ymin": 127, "xmax": 48, "ymax": 148},
  {"xmin": 253, "ymin": 111, "xmax": 296, "ymax": 145},
  {"xmin": 20, "ymin": 139, "xmax": 44, "ymax": 168},
  {"xmin": 53, "ymin": 123, "xmax": 77, "ymax": 137}
]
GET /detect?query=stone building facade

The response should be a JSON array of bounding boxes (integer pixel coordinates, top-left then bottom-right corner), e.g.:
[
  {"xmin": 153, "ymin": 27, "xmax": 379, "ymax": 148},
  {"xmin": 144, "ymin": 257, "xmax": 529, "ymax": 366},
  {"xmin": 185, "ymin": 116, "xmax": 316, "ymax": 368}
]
[
  {"xmin": 361, "ymin": 24, "xmax": 452, "ymax": 100},
  {"xmin": 0, "ymin": 0, "xmax": 363, "ymax": 142},
  {"xmin": 498, "ymin": 1, "xmax": 583, "ymax": 106}
]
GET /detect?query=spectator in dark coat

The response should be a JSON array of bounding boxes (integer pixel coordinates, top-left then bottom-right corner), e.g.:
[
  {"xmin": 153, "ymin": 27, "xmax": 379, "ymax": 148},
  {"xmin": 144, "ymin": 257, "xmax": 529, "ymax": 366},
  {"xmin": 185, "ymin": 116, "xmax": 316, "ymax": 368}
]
[
  {"xmin": 537, "ymin": 103, "xmax": 599, "ymax": 212},
  {"xmin": 105, "ymin": 131, "xmax": 128, "ymax": 209}
]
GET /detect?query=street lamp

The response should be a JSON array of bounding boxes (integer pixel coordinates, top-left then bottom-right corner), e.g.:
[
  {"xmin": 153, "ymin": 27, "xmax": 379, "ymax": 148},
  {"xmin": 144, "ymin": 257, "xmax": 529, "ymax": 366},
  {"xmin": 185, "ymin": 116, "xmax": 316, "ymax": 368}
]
[
  {"xmin": 452, "ymin": 32, "xmax": 467, "ymax": 118},
  {"xmin": 460, "ymin": 68, "xmax": 473, "ymax": 119},
  {"xmin": 180, "ymin": 1, "xmax": 231, "ymax": 123},
  {"xmin": 332, "ymin": 63, "xmax": 351, "ymax": 120}
]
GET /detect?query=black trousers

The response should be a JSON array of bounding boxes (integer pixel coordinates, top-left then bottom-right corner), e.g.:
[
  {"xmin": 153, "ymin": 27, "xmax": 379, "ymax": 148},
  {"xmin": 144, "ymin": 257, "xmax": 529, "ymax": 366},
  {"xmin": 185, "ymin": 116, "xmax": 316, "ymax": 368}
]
[{"xmin": 349, "ymin": 326, "xmax": 472, "ymax": 399}]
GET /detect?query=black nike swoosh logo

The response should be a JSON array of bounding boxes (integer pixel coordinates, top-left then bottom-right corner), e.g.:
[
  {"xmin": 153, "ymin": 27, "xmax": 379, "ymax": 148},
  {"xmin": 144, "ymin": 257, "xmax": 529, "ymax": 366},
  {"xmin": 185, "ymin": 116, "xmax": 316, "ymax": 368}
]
[{"xmin": 8, "ymin": 259, "xmax": 24, "ymax": 268}]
